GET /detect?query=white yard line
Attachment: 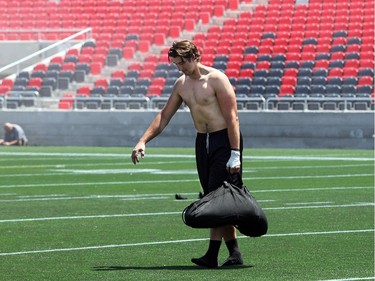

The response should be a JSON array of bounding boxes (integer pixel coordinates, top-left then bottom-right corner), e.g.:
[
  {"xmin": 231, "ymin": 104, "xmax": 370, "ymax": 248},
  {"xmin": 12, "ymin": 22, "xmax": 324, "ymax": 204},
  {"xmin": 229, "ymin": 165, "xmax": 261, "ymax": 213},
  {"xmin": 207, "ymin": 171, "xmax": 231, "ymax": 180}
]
[
  {"xmin": 0, "ymin": 151, "xmax": 373, "ymax": 161},
  {"xmin": 317, "ymin": 277, "xmax": 375, "ymax": 281},
  {"xmin": 0, "ymin": 186, "xmax": 372, "ymax": 201},
  {"xmin": 0, "ymin": 174, "xmax": 373, "ymax": 189},
  {"xmin": 0, "ymin": 163, "xmax": 371, "ymax": 171},
  {"xmin": 0, "ymin": 229, "xmax": 373, "ymax": 257},
  {"xmin": 0, "ymin": 193, "xmax": 17, "ymax": 196},
  {"xmin": 284, "ymin": 202, "xmax": 334, "ymax": 205},
  {"xmin": 265, "ymin": 202, "xmax": 374, "ymax": 210},
  {"xmin": 0, "ymin": 185, "xmax": 371, "ymax": 202},
  {"xmin": 0, "ymin": 202, "xmax": 373, "ymax": 223}
]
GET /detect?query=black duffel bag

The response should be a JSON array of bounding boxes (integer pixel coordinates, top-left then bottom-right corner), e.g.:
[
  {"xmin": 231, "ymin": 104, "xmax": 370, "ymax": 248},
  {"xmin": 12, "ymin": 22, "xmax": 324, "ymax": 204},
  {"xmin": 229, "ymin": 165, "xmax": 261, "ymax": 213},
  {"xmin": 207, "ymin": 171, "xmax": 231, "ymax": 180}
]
[{"xmin": 182, "ymin": 181, "xmax": 268, "ymax": 237}]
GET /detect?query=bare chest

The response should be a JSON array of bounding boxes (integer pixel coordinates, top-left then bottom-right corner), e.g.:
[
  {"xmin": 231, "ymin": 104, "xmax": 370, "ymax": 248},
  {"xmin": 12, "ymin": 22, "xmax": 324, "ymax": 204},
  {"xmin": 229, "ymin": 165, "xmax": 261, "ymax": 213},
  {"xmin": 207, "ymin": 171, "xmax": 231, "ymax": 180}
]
[{"xmin": 180, "ymin": 79, "xmax": 216, "ymax": 106}]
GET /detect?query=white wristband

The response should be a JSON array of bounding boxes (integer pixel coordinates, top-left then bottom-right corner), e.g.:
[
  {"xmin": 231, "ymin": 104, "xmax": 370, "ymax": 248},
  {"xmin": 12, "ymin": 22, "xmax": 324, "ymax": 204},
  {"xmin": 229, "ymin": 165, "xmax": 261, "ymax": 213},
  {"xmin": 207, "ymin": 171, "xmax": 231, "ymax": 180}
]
[{"xmin": 226, "ymin": 150, "xmax": 241, "ymax": 168}]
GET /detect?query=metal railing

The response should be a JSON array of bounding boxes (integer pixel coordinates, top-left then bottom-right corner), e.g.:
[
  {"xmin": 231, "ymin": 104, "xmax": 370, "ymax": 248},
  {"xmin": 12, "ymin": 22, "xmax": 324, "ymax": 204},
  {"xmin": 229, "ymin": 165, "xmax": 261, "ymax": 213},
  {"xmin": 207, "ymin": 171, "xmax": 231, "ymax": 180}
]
[
  {"xmin": 2, "ymin": 95, "xmax": 373, "ymax": 111},
  {"xmin": 0, "ymin": 28, "xmax": 92, "ymax": 78},
  {"xmin": 265, "ymin": 96, "xmax": 375, "ymax": 111}
]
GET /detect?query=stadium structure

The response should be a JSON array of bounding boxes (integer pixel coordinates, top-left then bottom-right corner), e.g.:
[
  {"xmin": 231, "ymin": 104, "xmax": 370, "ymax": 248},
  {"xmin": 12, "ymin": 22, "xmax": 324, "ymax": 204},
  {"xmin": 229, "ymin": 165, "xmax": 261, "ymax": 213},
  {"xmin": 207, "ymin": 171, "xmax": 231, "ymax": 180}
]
[{"xmin": 0, "ymin": 0, "xmax": 373, "ymax": 148}]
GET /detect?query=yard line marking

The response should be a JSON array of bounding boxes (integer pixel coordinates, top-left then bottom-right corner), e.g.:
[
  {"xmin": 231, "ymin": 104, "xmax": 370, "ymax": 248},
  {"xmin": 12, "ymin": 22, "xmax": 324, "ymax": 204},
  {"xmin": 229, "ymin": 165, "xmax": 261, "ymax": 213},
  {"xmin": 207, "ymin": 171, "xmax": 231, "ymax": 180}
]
[
  {"xmin": 265, "ymin": 202, "xmax": 374, "ymax": 210},
  {"xmin": 0, "ymin": 229, "xmax": 373, "ymax": 257},
  {"xmin": 0, "ymin": 212, "xmax": 182, "ymax": 223},
  {"xmin": 18, "ymin": 194, "xmax": 68, "ymax": 198},
  {"xmin": 0, "ymin": 185, "xmax": 371, "ymax": 202},
  {"xmin": 120, "ymin": 196, "xmax": 169, "ymax": 201},
  {"xmin": 0, "ymin": 195, "xmax": 177, "ymax": 202},
  {"xmin": 0, "ymin": 161, "xmax": 195, "ymax": 169},
  {"xmin": 0, "ymin": 163, "xmax": 372, "ymax": 175},
  {"xmin": 0, "ymin": 169, "xmax": 373, "ymax": 178},
  {"xmin": 253, "ymin": 186, "xmax": 372, "ymax": 193},
  {"xmin": 0, "ymin": 152, "xmax": 373, "ymax": 161},
  {"xmin": 284, "ymin": 202, "xmax": 334, "ymax": 205},
  {"xmin": 0, "ymin": 202, "xmax": 373, "ymax": 223},
  {"xmin": 317, "ymin": 277, "xmax": 375, "ymax": 281},
  {"xmin": 0, "ymin": 193, "xmax": 195, "ymax": 202},
  {"xmin": 266, "ymin": 229, "xmax": 373, "ymax": 237},
  {"xmin": 0, "ymin": 174, "xmax": 372, "ymax": 189},
  {"xmin": 246, "ymin": 156, "xmax": 373, "ymax": 162},
  {"xmin": 0, "ymin": 179, "xmax": 197, "ymax": 189},
  {"xmin": 249, "ymin": 164, "xmax": 373, "ymax": 170},
  {"xmin": 0, "ymin": 193, "xmax": 17, "ymax": 196},
  {"xmin": 250, "ymin": 174, "xmax": 373, "ymax": 180}
]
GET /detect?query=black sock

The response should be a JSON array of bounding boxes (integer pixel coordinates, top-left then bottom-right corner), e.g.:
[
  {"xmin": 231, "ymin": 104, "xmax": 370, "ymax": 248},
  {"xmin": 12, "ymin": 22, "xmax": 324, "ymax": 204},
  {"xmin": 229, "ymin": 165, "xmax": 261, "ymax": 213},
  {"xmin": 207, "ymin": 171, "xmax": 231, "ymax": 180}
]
[
  {"xmin": 192, "ymin": 240, "xmax": 221, "ymax": 268},
  {"xmin": 225, "ymin": 239, "xmax": 241, "ymax": 257},
  {"xmin": 205, "ymin": 239, "xmax": 221, "ymax": 259}
]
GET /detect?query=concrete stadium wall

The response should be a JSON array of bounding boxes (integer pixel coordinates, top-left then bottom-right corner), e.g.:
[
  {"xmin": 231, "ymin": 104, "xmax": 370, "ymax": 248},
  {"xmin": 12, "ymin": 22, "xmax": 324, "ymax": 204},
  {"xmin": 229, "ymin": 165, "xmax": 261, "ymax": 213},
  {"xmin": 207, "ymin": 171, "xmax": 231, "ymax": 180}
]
[{"xmin": 0, "ymin": 111, "xmax": 373, "ymax": 149}]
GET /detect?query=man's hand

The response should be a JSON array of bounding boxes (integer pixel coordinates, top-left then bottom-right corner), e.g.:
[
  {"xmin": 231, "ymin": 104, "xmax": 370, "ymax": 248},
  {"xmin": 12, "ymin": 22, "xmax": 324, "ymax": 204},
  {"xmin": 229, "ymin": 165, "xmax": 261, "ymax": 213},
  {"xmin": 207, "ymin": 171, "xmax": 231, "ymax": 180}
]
[
  {"xmin": 131, "ymin": 143, "xmax": 146, "ymax": 164},
  {"xmin": 226, "ymin": 150, "xmax": 241, "ymax": 174}
]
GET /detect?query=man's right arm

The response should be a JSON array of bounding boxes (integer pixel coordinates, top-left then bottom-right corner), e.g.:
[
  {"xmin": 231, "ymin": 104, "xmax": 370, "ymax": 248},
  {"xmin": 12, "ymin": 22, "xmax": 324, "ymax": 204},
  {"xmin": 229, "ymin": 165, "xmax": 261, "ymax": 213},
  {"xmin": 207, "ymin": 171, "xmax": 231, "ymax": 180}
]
[{"xmin": 131, "ymin": 85, "xmax": 183, "ymax": 164}]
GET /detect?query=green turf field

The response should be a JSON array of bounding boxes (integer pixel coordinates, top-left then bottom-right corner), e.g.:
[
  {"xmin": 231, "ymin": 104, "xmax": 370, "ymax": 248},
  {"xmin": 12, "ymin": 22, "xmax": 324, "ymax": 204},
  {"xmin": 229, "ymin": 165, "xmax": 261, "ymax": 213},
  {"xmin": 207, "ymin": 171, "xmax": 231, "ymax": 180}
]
[{"xmin": 0, "ymin": 146, "xmax": 373, "ymax": 281}]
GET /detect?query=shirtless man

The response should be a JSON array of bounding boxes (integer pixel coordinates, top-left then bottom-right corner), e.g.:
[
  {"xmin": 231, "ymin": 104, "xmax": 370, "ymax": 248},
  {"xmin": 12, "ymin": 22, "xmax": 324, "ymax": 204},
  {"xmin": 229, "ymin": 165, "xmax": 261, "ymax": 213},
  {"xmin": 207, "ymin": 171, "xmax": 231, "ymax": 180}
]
[{"xmin": 131, "ymin": 40, "xmax": 244, "ymax": 268}]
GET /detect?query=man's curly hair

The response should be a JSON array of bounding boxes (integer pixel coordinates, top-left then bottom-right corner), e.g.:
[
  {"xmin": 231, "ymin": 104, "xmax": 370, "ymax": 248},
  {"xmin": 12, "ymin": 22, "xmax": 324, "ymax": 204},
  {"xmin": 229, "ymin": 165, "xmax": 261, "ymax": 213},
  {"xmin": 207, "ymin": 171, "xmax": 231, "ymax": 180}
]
[{"xmin": 168, "ymin": 40, "xmax": 201, "ymax": 63}]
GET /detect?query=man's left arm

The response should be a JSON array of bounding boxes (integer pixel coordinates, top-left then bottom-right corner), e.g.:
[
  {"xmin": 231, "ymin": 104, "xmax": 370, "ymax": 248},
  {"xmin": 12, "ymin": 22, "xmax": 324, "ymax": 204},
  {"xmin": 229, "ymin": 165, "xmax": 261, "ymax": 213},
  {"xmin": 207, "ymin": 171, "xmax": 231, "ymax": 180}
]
[{"xmin": 214, "ymin": 73, "xmax": 241, "ymax": 173}]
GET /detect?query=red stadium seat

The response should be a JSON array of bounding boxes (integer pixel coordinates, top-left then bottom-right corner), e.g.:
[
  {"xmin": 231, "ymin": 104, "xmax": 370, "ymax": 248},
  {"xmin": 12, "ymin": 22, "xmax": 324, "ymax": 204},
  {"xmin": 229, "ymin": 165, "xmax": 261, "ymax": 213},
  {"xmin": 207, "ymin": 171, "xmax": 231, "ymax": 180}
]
[
  {"xmin": 147, "ymin": 85, "xmax": 163, "ymax": 96},
  {"xmin": 358, "ymin": 76, "xmax": 374, "ymax": 86},
  {"xmin": 328, "ymin": 68, "xmax": 343, "ymax": 77},
  {"xmin": 281, "ymin": 76, "xmax": 297, "ymax": 86},
  {"xmin": 300, "ymin": 52, "xmax": 315, "ymax": 62},
  {"xmin": 58, "ymin": 101, "xmax": 73, "ymax": 110},
  {"xmin": 225, "ymin": 69, "xmax": 240, "ymax": 78},
  {"xmin": 0, "ymin": 85, "xmax": 11, "ymax": 95},
  {"xmin": 183, "ymin": 19, "xmax": 195, "ymax": 31},
  {"xmin": 169, "ymin": 26, "xmax": 181, "ymax": 38},
  {"xmin": 94, "ymin": 78, "xmax": 108, "ymax": 90},
  {"xmin": 28, "ymin": 77, "xmax": 43, "ymax": 88},
  {"xmin": 77, "ymin": 86, "xmax": 91, "ymax": 96},
  {"xmin": 331, "ymin": 52, "xmax": 345, "ymax": 60},
  {"xmin": 90, "ymin": 62, "xmax": 103, "ymax": 76},
  {"xmin": 316, "ymin": 44, "xmax": 331, "ymax": 53},
  {"xmin": 112, "ymin": 70, "xmax": 126, "ymax": 80},
  {"xmin": 345, "ymin": 60, "xmax": 360, "ymax": 69},
  {"xmin": 153, "ymin": 33, "xmax": 165, "ymax": 46},
  {"xmin": 78, "ymin": 55, "xmax": 92, "ymax": 64},
  {"xmin": 151, "ymin": 77, "xmax": 166, "ymax": 87},
  {"xmin": 122, "ymin": 47, "xmax": 135, "ymax": 60},
  {"xmin": 238, "ymin": 68, "xmax": 254, "ymax": 78},
  {"xmin": 286, "ymin": 53, "xmax": 301, "ymax": 61},
  {"xmin": 62, "ymin": 62, "xmax": 76, "ymax": 72},
  {"xmin": 227, "ymin": 61, "xmax": 242, "ymax": 71},
  {"xmin": 279, "ymin": 84, "xmax": 295, "ymax": 95},
  {"xmin": 139, "ymin": 69, "xmax": 154, "ymax": 79},
  {"xmin": 284, "ymin": 68, "xmax": 299, "ymax": 77},
  {"xmin": 33, "ymin": 64, "xmax": 48, "ymax": 72},
  {"xmin": 1, "ymin": 78, "xmax": 14, "ymax": 88},
  {"xmin": 50, "ymin": 56, "xmax": 63, "ymax": 65},
  {"xmin": 342, "ymin": 68, "xmax": 359, "ymax": 78}
]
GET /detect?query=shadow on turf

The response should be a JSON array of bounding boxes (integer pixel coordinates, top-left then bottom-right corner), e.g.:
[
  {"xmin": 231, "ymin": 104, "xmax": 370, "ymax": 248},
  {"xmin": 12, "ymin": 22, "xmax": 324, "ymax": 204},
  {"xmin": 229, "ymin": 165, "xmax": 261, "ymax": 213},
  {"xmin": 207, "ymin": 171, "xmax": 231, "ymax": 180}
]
[{"xmin": 92, "ymin": 265, "xmax": 253, "ymax": 271}]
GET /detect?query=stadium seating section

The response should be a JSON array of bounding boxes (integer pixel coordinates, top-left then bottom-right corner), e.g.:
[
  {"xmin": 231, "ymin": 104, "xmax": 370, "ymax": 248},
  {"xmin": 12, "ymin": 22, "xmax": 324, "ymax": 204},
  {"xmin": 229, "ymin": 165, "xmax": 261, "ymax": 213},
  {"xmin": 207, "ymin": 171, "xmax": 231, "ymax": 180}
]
[{"xmin": 0, "ymin": 0, "xmax": 374, "ymax": 111}]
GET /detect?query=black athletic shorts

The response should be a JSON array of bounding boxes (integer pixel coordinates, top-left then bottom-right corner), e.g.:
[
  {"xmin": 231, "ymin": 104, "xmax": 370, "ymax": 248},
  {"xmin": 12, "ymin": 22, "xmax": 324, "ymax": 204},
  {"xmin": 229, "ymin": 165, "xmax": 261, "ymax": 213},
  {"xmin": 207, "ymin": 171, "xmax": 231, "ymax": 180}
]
[{"xmin": 195, "ymin": 128, "xmax": 243, "ymax": 195}]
